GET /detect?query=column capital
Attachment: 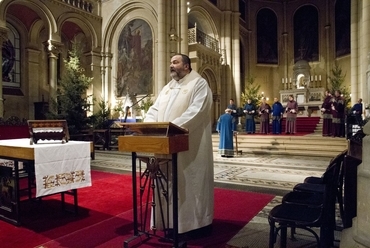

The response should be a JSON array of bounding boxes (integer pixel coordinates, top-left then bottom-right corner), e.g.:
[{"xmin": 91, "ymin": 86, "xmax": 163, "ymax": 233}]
[{"xmin": 43, "ymin": 40, "xmax": 63, "ymax": 57}]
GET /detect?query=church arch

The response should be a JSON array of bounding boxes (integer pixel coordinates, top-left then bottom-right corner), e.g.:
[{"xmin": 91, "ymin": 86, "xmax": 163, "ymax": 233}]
[
  {"xmin": 188, "ymin": 6, "xmax": 219, "ymax": 40},
  {"xmin": 0, "ymin": 0, "xmax": 58, "ymax": 41},
  {"xmin": 198, "ymin": 66, "xmax": 219, "ymax": 127},
  {"xmin": 102, "ymin": 1, "xmax": 157, "ymax": 51},
  {"xmin": 57, "ymin": 13, "xmax": 99, "ymax": 51},
  {"xmin": 101, "ymin": 1, "xmax": 157, "ymax": 107}
]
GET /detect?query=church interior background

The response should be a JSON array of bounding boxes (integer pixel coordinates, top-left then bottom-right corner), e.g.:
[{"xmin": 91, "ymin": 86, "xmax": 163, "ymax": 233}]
[
  {"xmin": 2, "ymin": 0, "xmax": 366, "ymax": 127},
  {"xmin": 1, "ymin": 0, "xmax": 370, "ymax": 246}
]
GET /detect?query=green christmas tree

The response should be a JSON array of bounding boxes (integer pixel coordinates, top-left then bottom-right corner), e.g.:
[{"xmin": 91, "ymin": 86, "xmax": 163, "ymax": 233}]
[
  {"xmin": 241, "ymin": 76, "xmax": 263, "ymax": 107},
  {"xmin": 328, "ymin": 62, "xmax": 350, "ymax": 109},
  {"xmin": 48, "ymin": 40, "xmax": 93, "ymax": 134}
]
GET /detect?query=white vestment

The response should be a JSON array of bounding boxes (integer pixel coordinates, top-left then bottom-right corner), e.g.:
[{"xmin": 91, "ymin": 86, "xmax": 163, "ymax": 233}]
[{"xmin": 144, "ymin": 70, "xmax": 214, "ymax": 233}]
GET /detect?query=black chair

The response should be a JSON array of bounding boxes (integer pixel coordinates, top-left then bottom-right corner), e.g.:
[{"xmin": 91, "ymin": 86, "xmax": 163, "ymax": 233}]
[
  {"xmin": 282, "ymin": 150, "xmax": 347, "ymax": 207},
  {"xmin": 268, "ymin": 154, "xmax": 342, "ymax": 248},
  {"xmin": 293, "ymin": 150, "xmax": 347, "ymax": 192}
]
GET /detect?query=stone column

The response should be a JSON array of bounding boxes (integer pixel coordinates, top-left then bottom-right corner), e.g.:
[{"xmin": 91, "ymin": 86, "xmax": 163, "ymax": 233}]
[
  {"xmin": 351, "ymin": 0, "xmax": 359, "ymax": 105},
  {"xmin": 221, "ymin": 10, "xmax": 232, "ymax": 105},
  {"xmin": 180, "ymin": 0, "xmax": 188, "ymax": 55},
  {"xmin": 362, "ymin": 2, "xmax": 370, "ymax": 106},
  {"xmin": 324, "ymin": 0, "xmax": 332, "ymax": 86},
  {"xmin": 0, "ymin": 26, "xmax": 8, "ymax": 118},
  {"xmin": 26, "ymin": 48, "xmax": 41, "ymax": 119},
  {"xmin": 44, "ymin": 40, "xmax": 62, "ymax": 110},
  {"xmin": 101, "ymin": 52, "xmax": 112, "ymax": 102},
  {"xmin": 232, "ymin": 10, "xmax": 241, "ymax": 108},
  {"xmin": 85, "ymin": 50, "xmax": 103, "ymax": 108},
  {"xmin": 342, "ymin": 122, "xmax": 370, "ymax": 247},
  {"xmin": 157, "ymin": 0, "xmax": 167, "ymax": 92}
]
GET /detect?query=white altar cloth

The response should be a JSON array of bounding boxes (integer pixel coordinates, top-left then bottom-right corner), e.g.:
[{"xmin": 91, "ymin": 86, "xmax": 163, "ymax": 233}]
[{"xmin": 0, "ymin": 138, "xmax": 91, "ymax": 197}]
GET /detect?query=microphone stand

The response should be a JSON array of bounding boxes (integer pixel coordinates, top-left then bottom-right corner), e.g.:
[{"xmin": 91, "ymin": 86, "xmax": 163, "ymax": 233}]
[{"xmin": 123, "ymin": 94, "xmax": 149, "ymax": 123}]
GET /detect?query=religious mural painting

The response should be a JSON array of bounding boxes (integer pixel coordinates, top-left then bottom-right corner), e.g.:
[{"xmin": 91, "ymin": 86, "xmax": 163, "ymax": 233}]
[{"xmin": 116, "ymin": 19, "xmax": 153, "ymax": 97}]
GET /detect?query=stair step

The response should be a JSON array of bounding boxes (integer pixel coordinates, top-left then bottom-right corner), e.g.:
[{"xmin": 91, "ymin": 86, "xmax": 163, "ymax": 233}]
[{"xmin": 212, "ymin": 132, "xmax": 347, "ymax": 158}]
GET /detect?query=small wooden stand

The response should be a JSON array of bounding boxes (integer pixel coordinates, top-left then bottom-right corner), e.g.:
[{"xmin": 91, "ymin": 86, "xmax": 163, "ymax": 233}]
[
  {"xmin": 27, "ymin": 120, "xmax": 69, "ymax": 145},
  {"xmin": 234, "ymin": 132, "xmax": 243, "ymax": 155}
]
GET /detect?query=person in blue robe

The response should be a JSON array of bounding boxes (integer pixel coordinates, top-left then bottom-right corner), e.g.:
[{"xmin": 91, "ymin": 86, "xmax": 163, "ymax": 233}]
[
  {"xmin": 243, "ymin": 99, "xmax": 256, "ymax": 134},
  {"xmin": 271, "ymin": 97, "xmax": 284, "ymax": 134},
  {"xmin": 216, "ymin": 109, "xmax": 236, "ymax": 157}
]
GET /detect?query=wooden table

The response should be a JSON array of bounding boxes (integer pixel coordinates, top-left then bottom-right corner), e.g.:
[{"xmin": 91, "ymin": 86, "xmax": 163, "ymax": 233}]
[{"xmin": 0, "ymin": 139, "xmax": 91, "ymax": 226}]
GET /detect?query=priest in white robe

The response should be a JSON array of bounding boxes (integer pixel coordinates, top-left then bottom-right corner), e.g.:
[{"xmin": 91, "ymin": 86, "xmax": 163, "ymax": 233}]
[{"xmin": 144, "ymin": 54, "xmax": 214, "ymax": 236}]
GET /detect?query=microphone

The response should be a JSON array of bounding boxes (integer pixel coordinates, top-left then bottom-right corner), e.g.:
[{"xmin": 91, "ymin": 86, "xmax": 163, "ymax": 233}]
[
  {"xmin": 123, "ymin": 94, "xmax": 150, "ymax": 123},
  {"xmin": 130, "ymin": 94, "xmax": 149, "ymax": 108}
]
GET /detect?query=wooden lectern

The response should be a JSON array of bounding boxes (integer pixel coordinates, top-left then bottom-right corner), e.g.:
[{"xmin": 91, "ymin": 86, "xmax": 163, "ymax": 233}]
[{"xmin": 118, "ymin": 122, "xmax": 188, "ymax": 248}]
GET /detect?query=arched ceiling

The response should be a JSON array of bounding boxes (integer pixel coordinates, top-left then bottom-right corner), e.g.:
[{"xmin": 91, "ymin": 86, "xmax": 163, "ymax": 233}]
[
  {"xmin": 7, "ymin": 4, "xmax": 40, "ymax": 31},
  {"xmin": 188, "ymin": 11, "xmax": 215, "ymax": 38},
  {"xmin": 61, "ymin": 21, "xmax": 84, "ymax": 40}
]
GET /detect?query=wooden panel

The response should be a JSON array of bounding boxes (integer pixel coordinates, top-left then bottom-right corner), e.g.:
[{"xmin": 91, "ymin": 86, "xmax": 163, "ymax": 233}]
[
  {"xmin": 118, "ymin": 135, "xmax": 188, "ymax": 154},
  {"xmin": 0, "ymin": 145, "xmax": 34, "ymax": 160}
]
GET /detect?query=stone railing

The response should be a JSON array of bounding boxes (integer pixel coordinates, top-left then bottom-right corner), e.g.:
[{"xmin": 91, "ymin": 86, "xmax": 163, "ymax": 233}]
[{"xmin": 61, "ymin": 0, "xmax": 94, "ymax": 13}]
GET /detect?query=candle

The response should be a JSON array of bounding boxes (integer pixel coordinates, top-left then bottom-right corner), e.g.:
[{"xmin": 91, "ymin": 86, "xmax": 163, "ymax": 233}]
[
  {"xmin": 282, "ymin": 78, "xmax": 284, "ymax": 84},
  {"xmin": 310, "ymin": 76, "xmax": 313, "ymax": 81},
  {"xmin": 319, "ymin": 75, "xmax": 321, "ymax": 81},
  {"xmin": 315, "ymin": 75, "xmax": 317, "ymax": 81},
  {"xmin": 286, "ymin": 78, "xmax": 288, "ymax": 83},
  {"xmin": 290, "ymin": 78, "xmax": 292, "ymax": 83}
]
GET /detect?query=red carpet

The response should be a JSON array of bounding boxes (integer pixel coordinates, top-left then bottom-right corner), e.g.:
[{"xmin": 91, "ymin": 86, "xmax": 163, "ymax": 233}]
[{"xmin": 0, "ymin": 171, "xmax": 274, "ymax": 248}]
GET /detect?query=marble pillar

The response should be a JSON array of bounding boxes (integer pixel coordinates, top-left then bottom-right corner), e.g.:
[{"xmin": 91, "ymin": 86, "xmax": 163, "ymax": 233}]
[
  {"xmin": 340, "ymin": 121, "xmax": 370, "ymax": 247},
  {"xmin": 44, "ymin": 40, "xmax": 62, "ymax": 109}
]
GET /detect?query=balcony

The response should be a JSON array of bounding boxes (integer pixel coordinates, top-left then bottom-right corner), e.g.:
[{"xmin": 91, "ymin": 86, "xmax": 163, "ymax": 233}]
[
  {"xmin": 61, "ymin": 0, "xmax": 94, "ymax": 13},
  {"xmin": 188, "ymin": 27, "xmax": 219, "ymax": 53}
]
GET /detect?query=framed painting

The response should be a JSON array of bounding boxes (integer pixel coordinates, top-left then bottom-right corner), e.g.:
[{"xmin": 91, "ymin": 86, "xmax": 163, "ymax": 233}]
[{"xmin": 116, "ymin": 19, "xmax": 153, "ymax": 97}]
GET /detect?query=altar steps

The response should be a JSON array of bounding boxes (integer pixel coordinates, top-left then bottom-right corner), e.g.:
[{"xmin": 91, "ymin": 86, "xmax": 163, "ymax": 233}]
[
  {"xmin": 278, "ymin": 116, "xmax": 321, "ymax": 133},
  {"xmin": 240, "ymin": 116, "xmax": 322, "ymax": 134},
  {"xmin": 212, "ymin": 133, "xmax": 347, "ymax": 158}
]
